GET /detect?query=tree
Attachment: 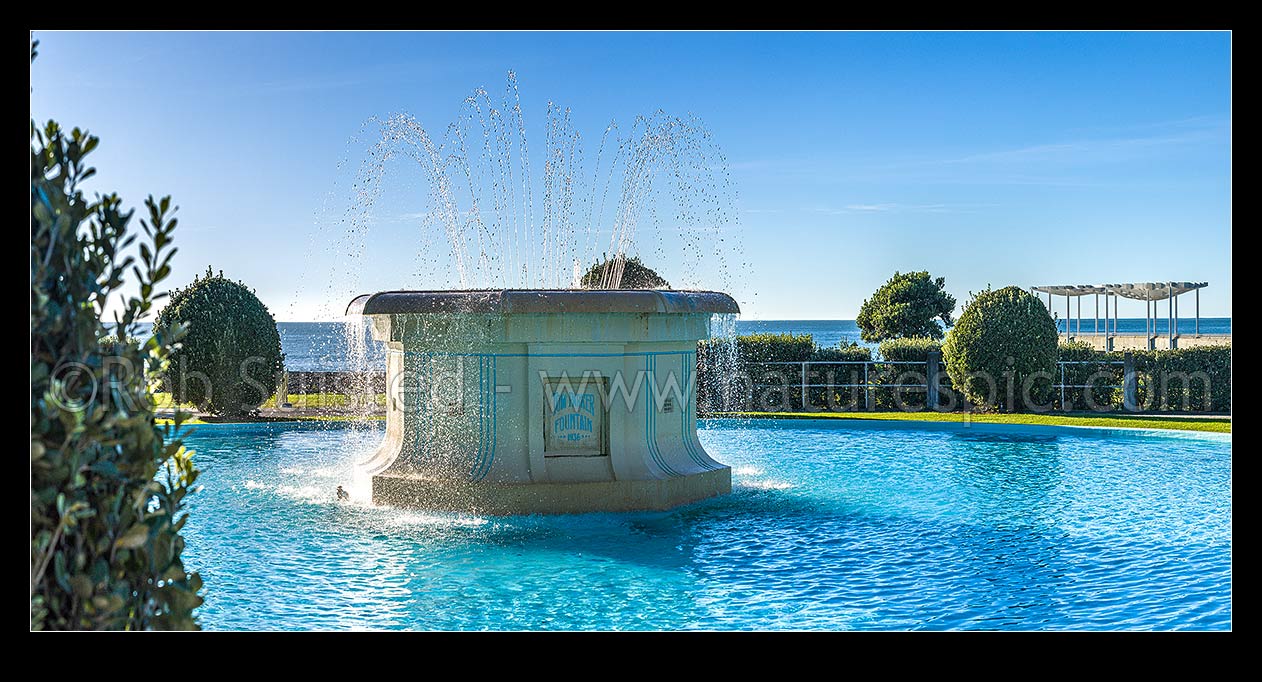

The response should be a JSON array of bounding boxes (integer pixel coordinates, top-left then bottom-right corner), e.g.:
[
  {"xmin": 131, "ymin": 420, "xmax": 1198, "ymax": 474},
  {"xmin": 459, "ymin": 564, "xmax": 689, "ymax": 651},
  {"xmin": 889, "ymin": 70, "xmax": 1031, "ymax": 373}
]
[
  {"xmin": 856, "ymin": 271, "xmax": 956, "ymax": 342},
  {"xmin": 31, "ymin": 115, "xmax": 202, "ymax": 627},
  {"xmin": 941, "ymin": 286, "xmax": 1059, "ymax": 411},
  {"xmin": 579, "ymin": 254, "xmax": 669, "ymax": 289},
  {"xmin": 154, "ymin": 268, "xmax": 285, "ymax": 417}
]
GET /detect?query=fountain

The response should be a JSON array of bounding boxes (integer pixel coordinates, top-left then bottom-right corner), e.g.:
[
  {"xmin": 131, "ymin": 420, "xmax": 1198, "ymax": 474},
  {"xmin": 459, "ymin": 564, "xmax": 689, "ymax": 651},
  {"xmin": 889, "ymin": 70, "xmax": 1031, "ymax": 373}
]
[
  {"xmin": 318, "ymin": 73, "xmax": 745, "ymax": 513},
  {"xmin": 347, "ymin": 288, "xmax": 737, "ymax": 514}
]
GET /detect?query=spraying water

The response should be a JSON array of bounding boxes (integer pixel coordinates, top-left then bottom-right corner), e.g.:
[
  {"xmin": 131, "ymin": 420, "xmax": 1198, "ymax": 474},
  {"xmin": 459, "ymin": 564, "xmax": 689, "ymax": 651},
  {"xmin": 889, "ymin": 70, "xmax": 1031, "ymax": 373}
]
[
  {"xmin": 299, "ymin": 71, "xmax": 749, "ymax": 428},
  {"xmin": 313, "ymin": 71, "xmax": 747, "ymax": 296}
]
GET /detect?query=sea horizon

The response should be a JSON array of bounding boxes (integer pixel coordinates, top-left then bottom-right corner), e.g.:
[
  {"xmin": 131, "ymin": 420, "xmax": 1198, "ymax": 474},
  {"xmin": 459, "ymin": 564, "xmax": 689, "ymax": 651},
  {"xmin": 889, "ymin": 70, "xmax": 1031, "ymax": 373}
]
[
  {"xmin": 123, "ymin": 317, "xmax": 1233, "ymax": 374},
  {"xmin": 261, "ymin": 317, "xmax": 1232, "ymax": 372}
]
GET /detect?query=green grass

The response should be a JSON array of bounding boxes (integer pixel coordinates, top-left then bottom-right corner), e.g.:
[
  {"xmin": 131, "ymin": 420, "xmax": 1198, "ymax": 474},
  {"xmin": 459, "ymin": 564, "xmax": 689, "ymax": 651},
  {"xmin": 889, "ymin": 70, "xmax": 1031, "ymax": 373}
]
[
  {"xmin": 155, "ymin": 413, "xmax": 387, "ymax": 426},
  {"xmin": 155, "ymin": 416, "xmax": 207, "ymax": 425},
  {"xmin": 260, "ymin": 393, "xmax": 387, "ymax": 409},
  {"xmin": 152, "ymin": 391, "xmax": 387, "ymax": 426},
  {"xmin": 152, "ymin": 392, "xmax": 387, "ymax": 410},
  {"xmin": 716, "ymin": 411, "xmax": 1231, "ymax": 433},
  {"xmin": 149, "ymin": 391, "xmax": 1227, "ymax": 434}
]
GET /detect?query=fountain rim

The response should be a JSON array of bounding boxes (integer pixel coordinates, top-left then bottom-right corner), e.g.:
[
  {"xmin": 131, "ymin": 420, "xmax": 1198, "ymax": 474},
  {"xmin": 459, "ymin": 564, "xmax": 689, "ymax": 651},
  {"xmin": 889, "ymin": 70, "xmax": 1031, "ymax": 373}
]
[{"xmin": 346, "ymin": 289, "xmax": 740, "ymax": 316}]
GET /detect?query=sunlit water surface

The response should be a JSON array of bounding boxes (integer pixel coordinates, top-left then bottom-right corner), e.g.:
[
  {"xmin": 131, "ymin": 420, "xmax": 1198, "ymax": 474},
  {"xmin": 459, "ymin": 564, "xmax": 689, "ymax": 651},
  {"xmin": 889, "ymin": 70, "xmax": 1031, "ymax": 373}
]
[{"xmin": 180, "ymin": 419, "xmax": 1231, "ymax": 630}]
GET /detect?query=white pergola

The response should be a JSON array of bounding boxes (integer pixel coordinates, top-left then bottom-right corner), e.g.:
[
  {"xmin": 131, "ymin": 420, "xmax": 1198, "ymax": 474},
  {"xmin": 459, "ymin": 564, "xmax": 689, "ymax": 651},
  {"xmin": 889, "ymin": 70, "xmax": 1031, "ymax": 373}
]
[{"xmin": 1031, "ymin": 281, "xmax": 1208, "ymax": 347}]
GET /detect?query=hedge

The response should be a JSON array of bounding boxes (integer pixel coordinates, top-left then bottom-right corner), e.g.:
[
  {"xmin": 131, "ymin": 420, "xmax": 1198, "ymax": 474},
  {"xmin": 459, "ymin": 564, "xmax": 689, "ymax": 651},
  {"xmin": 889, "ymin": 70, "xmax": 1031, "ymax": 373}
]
[
  {"xmin": 1052, "ymin": 343, "xmax": 1230, "ymax": 413},
  {"xmin": 696, "ymin": 333, "xmax": 1229, "ymax": 415},
  {"xmin": 698, "ymin": 333, "xmax": 808, "ymax": 412},
  {"xmin": 697, "ymin": 334, "xmax": 873, "ymax": 412},
  {"xmin": 875, "ymin": 337, "xmax": 944, "ymax": 409},
  {"xmin": 1132, "ymin": 345, "xmax": 1231, "ymax": 413},
  {"xmin": 1055, "ymin": 341, "xmax": 1123, "ymax": 411},
  {"xmin": 807, "ymin": 343, "xmax": 873, "ymax": 410}
]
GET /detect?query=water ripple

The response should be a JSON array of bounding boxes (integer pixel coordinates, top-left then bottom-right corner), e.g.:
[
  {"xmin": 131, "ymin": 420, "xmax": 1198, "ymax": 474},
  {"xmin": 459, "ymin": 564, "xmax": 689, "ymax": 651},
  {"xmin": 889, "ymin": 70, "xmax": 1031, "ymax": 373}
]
[{"xmin": 179, "ymin": 420, "xmax": 1231, "ymax": 630}]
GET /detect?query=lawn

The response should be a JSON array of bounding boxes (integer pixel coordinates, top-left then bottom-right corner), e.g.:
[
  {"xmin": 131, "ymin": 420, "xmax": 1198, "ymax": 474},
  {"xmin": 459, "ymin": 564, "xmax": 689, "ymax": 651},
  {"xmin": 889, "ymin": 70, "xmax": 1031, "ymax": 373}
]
[
  {"xmin": 717, "ymin": 411, "xmax": 1231, "ymax": 433},
  {"xmin": 152, "ymin": 392, "xmax": 387, "ymax": 426},
  {"xmin": 152, "ymin": 392, "xmax": 386, "ymax": 409},
  {"xmin": 149, "ymin": 392, "xmax": 1229, "ymax": 434}
]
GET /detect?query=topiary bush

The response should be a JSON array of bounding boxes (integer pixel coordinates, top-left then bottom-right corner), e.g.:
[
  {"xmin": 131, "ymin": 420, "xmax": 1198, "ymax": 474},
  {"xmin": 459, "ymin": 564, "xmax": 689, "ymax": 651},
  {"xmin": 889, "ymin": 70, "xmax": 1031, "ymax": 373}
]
[
  {"xmin": 942, "ymin": 286, "xmax": 1059, "ymax": 411},
  {"xmin": 579, "ymin": 254, "xmax": 669, "ymax": 289},
  {"xmin": 155, "ymin": 267, "xmax": 284, "ymax": 417},
  {"xmin": 856, "ymin": 271, "xmax": 956, "ymax": 342}
]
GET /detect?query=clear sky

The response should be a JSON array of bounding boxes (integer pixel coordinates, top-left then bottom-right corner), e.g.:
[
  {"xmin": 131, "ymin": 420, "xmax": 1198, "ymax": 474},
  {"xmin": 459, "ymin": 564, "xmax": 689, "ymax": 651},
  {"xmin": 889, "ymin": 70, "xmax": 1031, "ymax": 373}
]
[{"xmin": 30, "ymin": 31, "xmax": 1232, "ymax": 321}]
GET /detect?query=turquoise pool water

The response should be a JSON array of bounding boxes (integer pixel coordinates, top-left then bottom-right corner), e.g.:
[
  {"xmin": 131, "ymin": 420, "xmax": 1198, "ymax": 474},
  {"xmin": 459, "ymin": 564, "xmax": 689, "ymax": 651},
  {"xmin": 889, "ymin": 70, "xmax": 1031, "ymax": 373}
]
[{"xmin": 179, "ymin": 419, "xmax": 1231, "ymax": 630}]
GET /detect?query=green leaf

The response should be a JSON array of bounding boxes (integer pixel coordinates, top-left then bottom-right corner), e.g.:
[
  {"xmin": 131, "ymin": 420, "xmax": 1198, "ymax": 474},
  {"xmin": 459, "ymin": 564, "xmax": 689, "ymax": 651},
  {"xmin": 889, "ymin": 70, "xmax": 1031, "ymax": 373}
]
[{"xmin": 114, "ymin": 524, "xmax": 149, "ymax": 550}]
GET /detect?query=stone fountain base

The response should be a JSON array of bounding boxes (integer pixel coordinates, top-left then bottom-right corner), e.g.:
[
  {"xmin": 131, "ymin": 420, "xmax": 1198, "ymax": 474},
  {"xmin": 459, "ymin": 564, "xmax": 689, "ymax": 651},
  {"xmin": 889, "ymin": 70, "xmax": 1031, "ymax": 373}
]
[
  {"xmin": 373, "ymin": 468, "xmax": 731, "ymax": 515},
  {"xmin": 346, "ymin": 289, "xmax": 739, "ymax": 516}
]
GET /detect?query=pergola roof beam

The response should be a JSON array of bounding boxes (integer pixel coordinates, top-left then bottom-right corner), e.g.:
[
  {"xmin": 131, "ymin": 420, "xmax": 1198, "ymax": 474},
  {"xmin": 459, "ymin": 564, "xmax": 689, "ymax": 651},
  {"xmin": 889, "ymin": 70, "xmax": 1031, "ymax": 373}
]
[{"xmin": 1032, "ymin": 281, "xmax": 1207, "ymax": 301}]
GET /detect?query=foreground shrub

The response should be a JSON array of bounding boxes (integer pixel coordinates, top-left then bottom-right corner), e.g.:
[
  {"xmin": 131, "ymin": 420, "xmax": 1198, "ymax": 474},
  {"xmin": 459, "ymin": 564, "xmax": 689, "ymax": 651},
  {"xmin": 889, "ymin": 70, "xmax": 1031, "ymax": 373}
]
[
  {"xmin": 31, "ymin": 115, "xmax": 202, "ymax": 629},
  {"xmin": 154, "ymin": 268, "xmax": 284, "ymax": 417},
  {"xmin": 942, "ymin": 286, "xmax": 1059, "ymax": 411}
]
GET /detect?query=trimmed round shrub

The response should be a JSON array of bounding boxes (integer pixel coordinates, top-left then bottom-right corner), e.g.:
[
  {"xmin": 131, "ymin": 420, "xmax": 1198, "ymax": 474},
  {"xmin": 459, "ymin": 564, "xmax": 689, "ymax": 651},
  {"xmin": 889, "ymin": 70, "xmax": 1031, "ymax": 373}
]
[
  {"xmin": 155, "ymin": 268, "xmax": 284, "ymax": 416},
  {"xmin": 942, "ymin": 286, "xmax": 1058, "ymax": 411},
  {"xmin": 579, "ymin": 254, "xmax": 669, "ymax": 289}
]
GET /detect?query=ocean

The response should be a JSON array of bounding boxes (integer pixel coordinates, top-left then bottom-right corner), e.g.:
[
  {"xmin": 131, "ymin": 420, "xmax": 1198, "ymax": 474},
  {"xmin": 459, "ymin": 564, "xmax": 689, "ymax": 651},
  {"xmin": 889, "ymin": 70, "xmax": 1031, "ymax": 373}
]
[{"xmin": 268, "ymin": 317, "xmax": 1231, "ymax": 372}]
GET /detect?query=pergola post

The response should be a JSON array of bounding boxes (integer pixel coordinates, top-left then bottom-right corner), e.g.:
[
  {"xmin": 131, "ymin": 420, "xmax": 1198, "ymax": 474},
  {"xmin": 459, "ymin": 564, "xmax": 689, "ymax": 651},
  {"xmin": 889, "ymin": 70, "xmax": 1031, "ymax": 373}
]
[
  {"xmin": 1111, "ymin": 292, "xmax": 1117, "ymax": 350},
  {"xmin": 1065, "ymin": 295, "xmax": 1070, "ymax": 339},
  {"xmin": 1076, "ymin": 296, "xmax": 1081, "ymax": 337},
  {"xmin": 1167, "ymin": 285, "xmax": 1173, "ymax": 349},
  {"xmin": 1111, "ymin": 292, "xmax": 1117, "ymax": 338},
  {"xmin": 1146, "ymin": 290, "xmax": 1152, "ymax": 349},
  {"xmin": 1196, "ymin": 288, "xmax": 1200, "ymax": 336},
  {"xmin": 1095, "ymin": 293, "xmax": 1099, "ymax": 336}
]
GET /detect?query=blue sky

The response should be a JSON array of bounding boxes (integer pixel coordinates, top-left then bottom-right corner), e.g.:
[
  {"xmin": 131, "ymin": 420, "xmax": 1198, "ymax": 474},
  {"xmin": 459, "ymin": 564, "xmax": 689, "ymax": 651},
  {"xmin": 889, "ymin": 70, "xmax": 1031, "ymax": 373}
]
[{"xmin": 31, "ymin": 31, "xmax": 1231, "ymax": 321}]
